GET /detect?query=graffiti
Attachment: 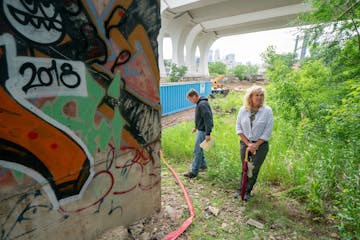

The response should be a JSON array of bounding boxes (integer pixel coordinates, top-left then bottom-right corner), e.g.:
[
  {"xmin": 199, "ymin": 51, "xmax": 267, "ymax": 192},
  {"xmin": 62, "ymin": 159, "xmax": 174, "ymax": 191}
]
[
  {"xmin": 1, "ymin": 35, "xmax": 87, "ymax": 98},
  {"xmin": 118, "ymin": 90, "xmax": 161, "ymax": 145},
  {"xmin": 111, "ymin": 49, "xmax": 131, "ymax": 73},
  {"xmin": 1, "ymin": 190, "xmax": 53, "ymax": 240},
  {"xmin": 20, "ymin": 60, "xmax": 82, "ymax": 93},
  {"xmin": 60, "ymin": 169, "xmax": 114, "ymax": 213},
  {"xmin": 59, "ymin": 143, "xmax": 160, "ymax": 213},
  {"xmin": 0, "ymin": 34, "xmax": 94, "ymax": 209},
  {"xmin": 0, "ymin": 0, "xmax": 161, "ymax": 238},
  {"xmin": 2, "ymin": 0, "xmax": 64, "ymax": 44},
  {"xmin": 0, "ymin": 143, "xmax": 161, "ymax": 239}
]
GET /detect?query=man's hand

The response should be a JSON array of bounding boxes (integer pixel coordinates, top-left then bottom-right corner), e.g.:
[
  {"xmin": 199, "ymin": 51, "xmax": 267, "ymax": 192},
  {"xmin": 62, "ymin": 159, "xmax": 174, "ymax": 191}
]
[
  {"xmin": 192, "ymin": 128, "xmax": 196, "ymax": 133},
  {"xmin": 205, "ymin": 135, "xmax": 211, "ymax": 142}
]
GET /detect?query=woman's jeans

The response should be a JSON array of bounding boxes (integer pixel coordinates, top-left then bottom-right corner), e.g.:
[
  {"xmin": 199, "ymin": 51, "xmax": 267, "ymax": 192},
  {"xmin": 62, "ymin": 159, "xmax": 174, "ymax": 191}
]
[
  {"xmin": 239, "ymin": 141, "xmax": 269, "ymax": 194},
  {"xmin": 191, "ymin": 130, "xmax": 207, "ymax": 175}
]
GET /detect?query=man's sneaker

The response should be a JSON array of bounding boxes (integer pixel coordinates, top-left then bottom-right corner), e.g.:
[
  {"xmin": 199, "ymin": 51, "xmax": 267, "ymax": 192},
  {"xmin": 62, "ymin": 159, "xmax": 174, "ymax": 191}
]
[
  {"xmin": 184, "ymin": 171, "xmax": 197, "ymax": 178},
  {"xmin": 199, "ymin": 166, "xmax": 208, "ymax": 171}
]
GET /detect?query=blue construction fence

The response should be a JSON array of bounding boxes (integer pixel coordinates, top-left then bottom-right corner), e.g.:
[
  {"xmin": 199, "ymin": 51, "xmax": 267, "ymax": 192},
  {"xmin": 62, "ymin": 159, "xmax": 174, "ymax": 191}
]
[{"xmin": 160, "ymin": 81, "xmax": 212, "ymax": 116}]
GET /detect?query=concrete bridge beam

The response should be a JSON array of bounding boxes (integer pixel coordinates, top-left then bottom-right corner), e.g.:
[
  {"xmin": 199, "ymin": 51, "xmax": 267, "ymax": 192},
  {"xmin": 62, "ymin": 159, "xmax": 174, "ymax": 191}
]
[{"xmin": 159, "ymin": 0, "xmax": 311, "ymax": 79}]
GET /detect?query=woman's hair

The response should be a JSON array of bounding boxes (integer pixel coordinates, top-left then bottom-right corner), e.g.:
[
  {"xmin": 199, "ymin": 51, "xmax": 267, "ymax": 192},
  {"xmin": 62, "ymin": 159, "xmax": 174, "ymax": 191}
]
[{"xmin": 243, "ymin": 85, "xmax": 265, "ymax": 110}]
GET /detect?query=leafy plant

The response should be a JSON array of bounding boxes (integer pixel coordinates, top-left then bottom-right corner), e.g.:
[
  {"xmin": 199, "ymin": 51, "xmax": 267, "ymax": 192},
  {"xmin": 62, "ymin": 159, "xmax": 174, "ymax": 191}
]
[
  {"xmin": 262, "ymin": 31, "xmax": 359, "ymax": 239},
  {"xmin": 229, "ymin": 63, "xmax": 259, "ymax": 80},
  {"xmin": 168, "ymin": 63, "xmax": 188, "ymax": 82},
  {"xmin": 208, "ymin": 61, "xmax": 227, "ymax": 76}
]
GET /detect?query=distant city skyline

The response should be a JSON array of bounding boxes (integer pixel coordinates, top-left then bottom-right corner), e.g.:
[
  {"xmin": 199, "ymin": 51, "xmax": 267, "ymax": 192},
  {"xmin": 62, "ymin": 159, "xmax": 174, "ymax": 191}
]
[{"xmin": 163, "ymin": 27, "xmax": 304, "ymax": 65}]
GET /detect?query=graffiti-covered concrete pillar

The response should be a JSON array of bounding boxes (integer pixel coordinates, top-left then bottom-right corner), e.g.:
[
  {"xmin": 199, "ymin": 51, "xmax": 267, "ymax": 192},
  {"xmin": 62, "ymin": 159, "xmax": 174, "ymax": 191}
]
[{"xmin": 0, "ymin": 1, "xmax": 161, "ymax": 239}]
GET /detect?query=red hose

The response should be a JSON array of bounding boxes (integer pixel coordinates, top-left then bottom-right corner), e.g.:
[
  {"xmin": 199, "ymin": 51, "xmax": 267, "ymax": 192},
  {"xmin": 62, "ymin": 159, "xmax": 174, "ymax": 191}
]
[{"xmin": 160, "ymin": 151, "xmax": 195, "ymax": 240}]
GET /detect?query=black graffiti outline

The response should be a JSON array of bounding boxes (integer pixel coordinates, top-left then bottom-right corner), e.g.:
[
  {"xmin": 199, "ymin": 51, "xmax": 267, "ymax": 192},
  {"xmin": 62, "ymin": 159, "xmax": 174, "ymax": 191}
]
[
  {"xmin": 104, "ymin": 6, "xmax": 127, "ymax": 39},
  {"xmin": 111, "ymin": 50, "xmax": 131, "ymax": 73},
  {"xmin": 3, "ymin": 0, "xmax": 65, "ymax": 45},
  {"xmin": 7, "ymin": 1, "xmax": 62, "ymax": 32},
  {"xmin": 1, "ymin": 190, "xmax": 53, "ymax": 240},
  {"xmin": 19, "ymin": 59, "xmax": 81, "ymax": 93}
]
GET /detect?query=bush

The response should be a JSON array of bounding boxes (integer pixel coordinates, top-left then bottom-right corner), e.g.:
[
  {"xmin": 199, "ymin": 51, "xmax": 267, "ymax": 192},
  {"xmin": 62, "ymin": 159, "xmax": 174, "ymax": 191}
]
[
  {"xmin": 168, "ymin": 63, "xmax": 187, "ymax": 82},
  {"xmin": 263, "ymin": 43, "xmax": 359, "ymax": 238}
]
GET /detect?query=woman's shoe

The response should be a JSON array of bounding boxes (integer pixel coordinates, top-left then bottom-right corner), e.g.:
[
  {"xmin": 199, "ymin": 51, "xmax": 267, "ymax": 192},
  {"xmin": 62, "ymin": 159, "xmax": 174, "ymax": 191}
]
[
  {"xmin": 233, "ymin": 190, "xmax": 240, "ymax": 199},
  {"xmin": 244, "ymin": 193, "xmax": 251, "ymax": 201}
]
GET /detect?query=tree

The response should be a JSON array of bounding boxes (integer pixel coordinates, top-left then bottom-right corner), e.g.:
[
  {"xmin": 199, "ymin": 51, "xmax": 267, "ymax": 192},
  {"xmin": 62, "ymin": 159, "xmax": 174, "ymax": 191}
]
[
  {"xmin": 229, "ymin": 63, "xmax": 259, "ymax": 80},
  {"xmin": 296, "ymin": 0, "xmax": 360, "ymax": 54},
  {"xmin": 261, "ymin": 45, "xmax": 297, "ymax": 71},
  {"xmin": 168, "ymin": 63, "xmax": 187, "ymax": 82},
  {"xmin": 208, "ymin": 61, "xmax": 227, "ymax": 76},
  {"xmin": 164, "ymin": 59, "xmax": 172, "ymax": 68}
]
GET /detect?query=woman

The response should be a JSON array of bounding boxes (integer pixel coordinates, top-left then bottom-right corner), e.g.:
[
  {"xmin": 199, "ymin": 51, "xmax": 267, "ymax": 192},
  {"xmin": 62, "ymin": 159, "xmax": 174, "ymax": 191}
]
[{"xmin": 234, "ymin": 85, "xmax": 273, "ymax": 201}]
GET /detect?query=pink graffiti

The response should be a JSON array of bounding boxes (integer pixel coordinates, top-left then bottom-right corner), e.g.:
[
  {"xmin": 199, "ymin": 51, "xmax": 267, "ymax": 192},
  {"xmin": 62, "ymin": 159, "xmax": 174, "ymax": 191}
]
[
  {"xmin": 58, "ymin": 143, "xmax": 160, "ymax": 213},
  {"xmin": 59, "ymin": 170, "xmax": 114, "ymax": 213}
]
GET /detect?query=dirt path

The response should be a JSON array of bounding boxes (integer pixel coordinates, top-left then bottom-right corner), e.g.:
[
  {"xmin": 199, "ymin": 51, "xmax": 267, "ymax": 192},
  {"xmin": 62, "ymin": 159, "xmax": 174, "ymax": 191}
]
[{"xmin": 161, "ymin": 108, "xmax": 195, "ymax": 128}]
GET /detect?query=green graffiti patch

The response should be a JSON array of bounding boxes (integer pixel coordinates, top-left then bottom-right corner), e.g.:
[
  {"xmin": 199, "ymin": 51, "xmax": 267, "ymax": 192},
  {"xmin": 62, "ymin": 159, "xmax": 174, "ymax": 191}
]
[{"xmin": 42, "ymin": 73, "xmax": 125, "ymax": 154}]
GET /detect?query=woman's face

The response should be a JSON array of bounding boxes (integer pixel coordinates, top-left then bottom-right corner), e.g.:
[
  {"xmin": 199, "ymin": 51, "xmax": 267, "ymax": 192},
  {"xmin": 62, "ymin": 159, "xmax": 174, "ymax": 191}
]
[{"xmin": 251, "ymin": 91, "xmax": 264, "ymax": 108}]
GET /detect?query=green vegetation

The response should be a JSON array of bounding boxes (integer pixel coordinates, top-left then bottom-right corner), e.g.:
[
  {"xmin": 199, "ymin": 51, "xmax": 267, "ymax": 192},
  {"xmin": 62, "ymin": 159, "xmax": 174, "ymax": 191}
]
[
  {"xmin": 163, "ymin": 1, "xmax": 359, "ymax": 238},
  {"xmin": 229, "ymin": 63, "xmax": 259, "ymax": 81},
  {"xmin": 168, "ymin": 63, "xmax": 188, "ymax": 82},
  {"xmin": 208, "ymin": 61, "xmax": 227, "ymax": 76},
  {"xmin": 162, "ymin": 92, "xmax": 342, "ymax": 239}
]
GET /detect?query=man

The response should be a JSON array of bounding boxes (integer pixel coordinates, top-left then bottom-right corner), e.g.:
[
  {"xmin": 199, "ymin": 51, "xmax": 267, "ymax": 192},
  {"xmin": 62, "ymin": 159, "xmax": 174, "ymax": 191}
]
[{"xmin": 184, "ymin": 89, "xmax": 214, "ymax": 178}]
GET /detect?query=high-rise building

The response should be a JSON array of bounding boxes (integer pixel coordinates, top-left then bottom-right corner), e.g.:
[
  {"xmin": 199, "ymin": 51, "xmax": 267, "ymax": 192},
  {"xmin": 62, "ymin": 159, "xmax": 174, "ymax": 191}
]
[
  {"xmin": 224, "ymin": 53, "xmax": 236, "ymax": 69},
  {"xmin": 214, "ymin": 49, "xmax": 220, "ymax": 62},
  {"xmin": 208, "ymin": 50, "xmax": 213, "ymax": 62}
]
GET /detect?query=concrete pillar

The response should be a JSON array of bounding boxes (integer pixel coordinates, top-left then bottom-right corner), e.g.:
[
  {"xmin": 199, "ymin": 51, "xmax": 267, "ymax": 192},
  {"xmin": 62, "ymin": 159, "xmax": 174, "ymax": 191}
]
[
  {"xmin": 0, "ymin": 1, "xmax": 161, "ymax": 239},
  {"xmin": 195, "ymin": 33, "xmax": 217, "ymax": 76},
  {"xmin": 159, "ymin": 10, "xmax": 195, "ymax": 79},
  {"xmin": 185, "ymin": 24, "xmax": 203, "ymax": 75},
  {"xmin": 157, "ymin": 33, "xmax": 166, "ymax": 79}
]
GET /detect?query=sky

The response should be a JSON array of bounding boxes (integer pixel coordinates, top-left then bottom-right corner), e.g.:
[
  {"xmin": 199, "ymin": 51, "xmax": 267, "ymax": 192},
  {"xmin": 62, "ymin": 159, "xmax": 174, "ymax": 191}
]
[{"xmin": 163, "ymin": 26, "xmax": 303, "ymax": 65}]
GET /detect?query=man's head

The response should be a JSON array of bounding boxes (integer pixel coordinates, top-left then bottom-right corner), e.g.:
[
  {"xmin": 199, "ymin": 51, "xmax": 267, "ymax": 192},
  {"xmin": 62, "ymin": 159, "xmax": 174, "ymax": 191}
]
[{"xmin": 186, "ymin": 88, "xmax": 199, "ymax": 104}]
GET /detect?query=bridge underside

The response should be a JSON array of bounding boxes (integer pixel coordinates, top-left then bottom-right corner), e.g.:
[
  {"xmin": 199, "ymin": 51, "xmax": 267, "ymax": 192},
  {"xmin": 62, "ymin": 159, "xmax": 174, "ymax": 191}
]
[{"xmin": 158, "ymin": 0, "xmax": 310, "ymax": 78}]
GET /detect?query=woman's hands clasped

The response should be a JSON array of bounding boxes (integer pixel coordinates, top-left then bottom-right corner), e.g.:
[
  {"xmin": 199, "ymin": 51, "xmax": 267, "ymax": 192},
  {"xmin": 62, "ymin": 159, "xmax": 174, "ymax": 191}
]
[{"xmin": 247, "ymin": 142, "xmax": 258, "ymax": 154}]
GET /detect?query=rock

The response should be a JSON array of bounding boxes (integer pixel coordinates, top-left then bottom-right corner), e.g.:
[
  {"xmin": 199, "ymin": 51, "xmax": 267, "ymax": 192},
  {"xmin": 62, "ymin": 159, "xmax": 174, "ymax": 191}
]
[
  {"xmin": 164, "ymin": 205, "xmax": 179, "ymax": 220},
  {"xmin": 128, "ymin": 222, "xmax": 144, "ymax": 236},
  {"xmin": 206, "ymin": 206, "xmax": 220, "ymax": 216},
  {"xmin": 246, "ymin": 218, "xmax": 264, "ymax": 229},
  {"xmin": 98, "ymin": 226, "xmax": 130, "ymax": 240},
  {"xmin": 221, "ymin": 223, "xmax": 228, "ymax": 229},
  {"xmin": 209, "ymin": 230, "xmax": 217, "ymax": 236},
  {"xmin": 139, "ymin": 231, "xmax": 151, "ymax": 240}
]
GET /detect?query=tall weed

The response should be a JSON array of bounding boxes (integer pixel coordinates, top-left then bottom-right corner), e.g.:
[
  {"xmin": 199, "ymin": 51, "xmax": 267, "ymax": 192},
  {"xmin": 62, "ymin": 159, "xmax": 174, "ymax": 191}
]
[
  {"xmin": 264, "ymin": 51, "xmax": 359, "ymax": 238},
  {"xmin": 162, "ymin": 121, "xmax": 194, "ymax": 163}
]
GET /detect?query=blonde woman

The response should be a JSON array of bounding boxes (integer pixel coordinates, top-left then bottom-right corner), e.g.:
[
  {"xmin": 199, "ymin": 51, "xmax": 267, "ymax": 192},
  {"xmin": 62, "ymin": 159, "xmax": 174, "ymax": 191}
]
[{"xmin": 234, "ymin": 85, "xmax": 273, "ymax": 201}]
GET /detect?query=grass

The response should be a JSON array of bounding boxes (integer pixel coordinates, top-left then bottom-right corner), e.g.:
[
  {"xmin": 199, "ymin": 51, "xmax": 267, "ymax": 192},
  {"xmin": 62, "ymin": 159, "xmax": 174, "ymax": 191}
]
[{"xmin": 161, "ymin": 90, "xmax": 341, "ymax": 239}]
